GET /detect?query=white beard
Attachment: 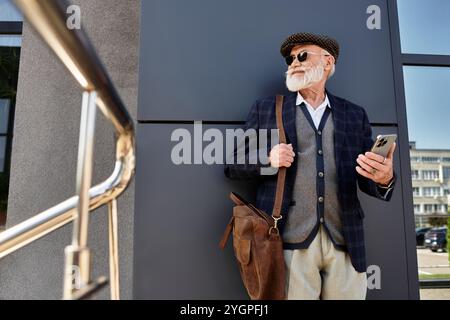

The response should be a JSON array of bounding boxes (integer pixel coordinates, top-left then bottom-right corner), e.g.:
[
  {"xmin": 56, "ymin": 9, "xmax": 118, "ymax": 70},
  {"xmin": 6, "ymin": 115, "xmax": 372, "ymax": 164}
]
[{"xmin": 285, "ymin": 62, "xmax": 325, "ymax": 92}]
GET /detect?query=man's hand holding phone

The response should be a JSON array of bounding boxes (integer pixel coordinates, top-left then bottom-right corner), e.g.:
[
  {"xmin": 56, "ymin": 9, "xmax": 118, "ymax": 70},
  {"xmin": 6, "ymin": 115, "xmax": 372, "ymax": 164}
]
[{"xmin": 356, "ymin": 142, "xmax": 396, "ymax": 187}]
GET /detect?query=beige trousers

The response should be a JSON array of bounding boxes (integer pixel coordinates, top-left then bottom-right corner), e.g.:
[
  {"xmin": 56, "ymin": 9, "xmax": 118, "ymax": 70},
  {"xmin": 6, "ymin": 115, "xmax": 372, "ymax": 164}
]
[{"xmin": 283, "ymin": 225, "xmax": 367, "ymax": 300}]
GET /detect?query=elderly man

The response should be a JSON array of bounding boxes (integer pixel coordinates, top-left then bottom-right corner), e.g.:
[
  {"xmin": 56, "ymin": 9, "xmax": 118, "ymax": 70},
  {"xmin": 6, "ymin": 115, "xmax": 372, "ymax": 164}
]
[{"xmin": 224, "ymin": 32, "xmax": 396, "ymax": 300}]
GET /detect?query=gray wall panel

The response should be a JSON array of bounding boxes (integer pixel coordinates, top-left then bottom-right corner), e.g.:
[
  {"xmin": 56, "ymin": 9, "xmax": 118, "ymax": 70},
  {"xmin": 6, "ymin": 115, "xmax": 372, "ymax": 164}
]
[
  {"xmin": 138, "ymin": 0, "xmax": 396, "ymax": 123},
  {"xmin": 134, "ymin": 124, "xmax": 414, "ymax": 299},
  {"xmin": 360, "ymin": 127, "xmax": 418, "ymax": 299},
  {"xmin": 134, "ymin": 124, "xmax": 252, "ymax": 299}
]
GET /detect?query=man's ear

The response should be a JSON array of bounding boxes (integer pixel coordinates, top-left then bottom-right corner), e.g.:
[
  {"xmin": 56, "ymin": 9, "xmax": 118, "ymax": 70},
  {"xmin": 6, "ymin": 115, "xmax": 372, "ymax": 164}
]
[{"xmin": 325, "ymin": 56, "xmax": 334, "ymax": 70}]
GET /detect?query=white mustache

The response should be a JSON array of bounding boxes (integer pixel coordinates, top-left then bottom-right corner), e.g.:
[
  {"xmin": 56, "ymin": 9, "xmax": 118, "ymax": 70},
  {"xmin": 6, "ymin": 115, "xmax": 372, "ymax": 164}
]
[{"xmin": 286, "ymin": 66, "xmax": 310, "ymax": 77}]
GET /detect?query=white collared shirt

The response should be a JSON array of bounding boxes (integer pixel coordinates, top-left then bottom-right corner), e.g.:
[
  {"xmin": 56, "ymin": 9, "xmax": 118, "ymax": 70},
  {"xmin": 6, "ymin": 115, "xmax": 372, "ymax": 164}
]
[
  {"xmin": 296, "ymin": 92, "xmax": 331, "ymax": 129},
  {"xmin": 295, "ymin": 92, "xmax": 395, "ymax": 195}
]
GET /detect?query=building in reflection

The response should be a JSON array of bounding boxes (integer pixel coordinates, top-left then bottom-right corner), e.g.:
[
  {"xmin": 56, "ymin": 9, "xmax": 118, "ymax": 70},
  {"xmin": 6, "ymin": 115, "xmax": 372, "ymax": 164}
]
[{"xmin": 410, "ymin": 141, "xmax": 450, "ymax": 226}]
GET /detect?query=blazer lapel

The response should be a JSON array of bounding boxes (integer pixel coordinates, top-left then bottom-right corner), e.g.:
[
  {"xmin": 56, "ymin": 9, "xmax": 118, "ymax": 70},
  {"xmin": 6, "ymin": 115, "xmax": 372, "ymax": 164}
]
[{"xmin": 327, "ymin": 90, "xmax": 346, "ymax": 169}]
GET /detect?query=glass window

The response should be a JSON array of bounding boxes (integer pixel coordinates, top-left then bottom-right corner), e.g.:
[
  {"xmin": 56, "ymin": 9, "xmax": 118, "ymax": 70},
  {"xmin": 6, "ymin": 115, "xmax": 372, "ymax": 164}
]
[
  {"xmin": 0, "ymin": 35, "xmax": 22, "ymax": 48},
  {"xmin": 413, "ymin": 187, "xmax": 420, "ymax": 196},
  {"xmin": 422, "ymin": 170, "xmax": 439, "ymax": 181},
  {"xmin": 0, "ymin": 136, "xmax": 5, "ymax": 172},
  {"xmin": 0, "ymin": 0, "xmax": 22, "ymax": 22},
  {"xmin": 404, "ymin": 67, "xmax": 450, "ymax": 150},
  {"xmin": 424, "ymin": 204, "xmax": 442, "ymax": 213},
  {"xmin": 423, "ymin": 187, "xmax": 441, "ymax": 196},
  {"xmin": 435, "ymin": 187, "xmax": 442, "ymax": 196},
  {"xmin": 443, "ymin": 167, "xmax": 450, "ymax": 179},
  {"xmin": 0, "ymin": 99, "xmax": 10, "ymax": 134},
  {"xmin": 397, "ymin": 0, "xmax": 450, "ymax": 55},
  {"xmin": 404, "ymin": 66, "xmax": 450, "ymax": 285},
  {"xmin": 421, "ymin": 157, "xmax": 439, "ymax": 163},
  {"xmin": 0, "ymin": 44, "xmax": 20, "ymax": 228},
  {"xmin": 414, "ymin": 205, "xmax": 421, "ymax": 213}
]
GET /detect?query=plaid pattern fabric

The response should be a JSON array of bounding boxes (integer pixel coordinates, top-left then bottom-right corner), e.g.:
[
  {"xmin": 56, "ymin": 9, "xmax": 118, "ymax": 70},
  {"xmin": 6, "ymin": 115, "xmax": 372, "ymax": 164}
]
[
  {"xmin": 280, "ymin": 32, "xmax": 340, "ymax": 63},
  {"xmin": 224, "ymin": 90, "xmax": 395, "ymax": 273}
]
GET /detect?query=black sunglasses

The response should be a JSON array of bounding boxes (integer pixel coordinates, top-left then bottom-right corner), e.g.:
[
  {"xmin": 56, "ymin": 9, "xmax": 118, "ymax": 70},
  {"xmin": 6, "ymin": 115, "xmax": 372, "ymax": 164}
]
[{"xmin": 285, "ymin": 51, "xmax": 330, "ymax": 66}]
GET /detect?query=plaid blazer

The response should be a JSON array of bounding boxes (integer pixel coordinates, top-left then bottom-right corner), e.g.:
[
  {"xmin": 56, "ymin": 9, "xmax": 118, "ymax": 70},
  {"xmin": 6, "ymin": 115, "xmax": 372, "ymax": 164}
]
[{"xmin": 224, "ymin": 90, "xmax": 395, "ymax": 273}]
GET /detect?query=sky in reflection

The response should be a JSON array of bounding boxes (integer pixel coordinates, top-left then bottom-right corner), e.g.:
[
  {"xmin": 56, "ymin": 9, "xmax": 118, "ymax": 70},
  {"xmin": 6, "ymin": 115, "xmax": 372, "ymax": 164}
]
[
  {"xmin": 398, "ymin": 0, "xmax": 450, "ymax": 55},
  {"xmin": 404, "ymin": 66, "xmax": 450, "ymax": 149}
]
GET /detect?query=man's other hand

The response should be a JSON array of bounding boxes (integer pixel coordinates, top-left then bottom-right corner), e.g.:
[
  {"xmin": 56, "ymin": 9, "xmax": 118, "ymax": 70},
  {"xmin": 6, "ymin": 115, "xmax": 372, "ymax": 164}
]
[{"xmin": 269, "ymin": 143, "xmax": 295, "ymax": 168}]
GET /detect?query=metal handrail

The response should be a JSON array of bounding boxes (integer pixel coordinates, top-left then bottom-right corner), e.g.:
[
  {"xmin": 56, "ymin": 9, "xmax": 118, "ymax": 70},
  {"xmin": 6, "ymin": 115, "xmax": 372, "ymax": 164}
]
[{"xmin": 0, "ymin": 0, "xmax": 135, "ymax": 300}]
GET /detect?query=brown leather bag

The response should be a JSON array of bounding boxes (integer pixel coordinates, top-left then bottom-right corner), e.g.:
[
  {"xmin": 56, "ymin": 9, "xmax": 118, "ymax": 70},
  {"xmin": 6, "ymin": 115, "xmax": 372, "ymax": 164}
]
[{"xmin": 219, "ymin": 95, "xmax": 286, "ymax": 300}]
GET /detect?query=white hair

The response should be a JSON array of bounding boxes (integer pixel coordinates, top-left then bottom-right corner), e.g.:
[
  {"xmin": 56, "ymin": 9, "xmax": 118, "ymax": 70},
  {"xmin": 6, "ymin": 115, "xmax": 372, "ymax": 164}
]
[{"xmin": 322, "ymin": 49, "xmax": 336, "ymax": 79}]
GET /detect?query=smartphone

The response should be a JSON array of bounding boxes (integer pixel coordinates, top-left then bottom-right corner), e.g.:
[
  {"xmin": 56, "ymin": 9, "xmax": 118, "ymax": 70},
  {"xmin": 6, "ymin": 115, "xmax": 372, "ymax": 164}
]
[{"xmin": 370, "ymin": 134, "xmax": 397, "ymax": 158}]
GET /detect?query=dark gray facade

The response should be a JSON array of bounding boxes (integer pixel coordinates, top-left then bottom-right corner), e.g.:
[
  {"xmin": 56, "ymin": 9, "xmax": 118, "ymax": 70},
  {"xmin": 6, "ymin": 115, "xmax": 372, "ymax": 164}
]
[
  {"xmin": 134, "ymin": 0, "xmax": 419, "ymax": 299},
  {"xmin": 1, "ymin": 0, "xmax": 420, "ymax": 299}
]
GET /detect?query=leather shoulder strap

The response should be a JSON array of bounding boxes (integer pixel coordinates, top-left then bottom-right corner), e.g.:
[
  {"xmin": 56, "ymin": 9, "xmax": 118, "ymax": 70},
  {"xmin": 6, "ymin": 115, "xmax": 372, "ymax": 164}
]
[{"xmin": 272, "ymin": 95, "xmax": 286, "ymax": 218}]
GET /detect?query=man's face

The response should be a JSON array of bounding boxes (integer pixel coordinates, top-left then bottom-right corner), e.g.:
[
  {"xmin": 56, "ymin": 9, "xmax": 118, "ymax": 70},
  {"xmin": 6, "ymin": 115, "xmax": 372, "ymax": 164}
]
[{"xmin": 285, "ymin": 44, "xmax": 330, "ymax": 92}]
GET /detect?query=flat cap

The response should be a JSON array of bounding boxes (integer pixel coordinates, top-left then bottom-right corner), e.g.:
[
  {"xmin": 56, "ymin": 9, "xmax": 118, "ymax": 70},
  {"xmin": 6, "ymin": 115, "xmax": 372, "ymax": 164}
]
[{"xmin": 280, "ymin": 32, "xmax": 340, "ymax": 63}]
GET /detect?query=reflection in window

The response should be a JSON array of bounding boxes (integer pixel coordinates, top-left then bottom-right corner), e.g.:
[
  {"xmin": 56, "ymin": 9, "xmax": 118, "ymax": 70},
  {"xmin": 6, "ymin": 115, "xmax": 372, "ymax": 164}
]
[
  {"xmin": 444, "ymin": 167, "xmax": 450, "ymax": 180},
  {"xmin": 423, "ymin": 204, "xmax": 443, "ymax": 213},
  {"xmin": 0, "ymin": 45, "xmax": 20, "ymax": 228},
  {"xmin": 0, "ymin": 137, "xmax": 5, "ymax": 172},
  {"xmin": 405, "ymin": 67, "xmax": 450, "ymax": 150},
  {"xmin": 405, "ymin": 65, "xmax": 450, "ymax": 285},
  {"xmin": 397, "ymin": 0, "xmax": 450, "ymax": 55},
  {"xmin": 0, "ymin": 35, "xmax": 22, "ymax": 48},
  {"xmin": 0, "ymin": 99, "xmax": 10, "ymax": 134},
  {"xmin": 422, "ymin": 170, "xmax": 440, "ymax": 181},
  {"xmin": 422, "ymin": 157, "xmax": 439, "ymax": 163},
  {"xmin": 0, "ymin": 0, "xmax": 22, "ymax": 22},
  {"xmin": 423, "ymin": 187, "xmax": 441, "ymax": 197}
]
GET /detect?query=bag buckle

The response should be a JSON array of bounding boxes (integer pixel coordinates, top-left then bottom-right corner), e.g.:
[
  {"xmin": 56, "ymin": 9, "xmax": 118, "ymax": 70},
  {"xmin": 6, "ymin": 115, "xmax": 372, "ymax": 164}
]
[{"xmin": 268, "ymin": 215, "xmax": 283, "ymax": 235}]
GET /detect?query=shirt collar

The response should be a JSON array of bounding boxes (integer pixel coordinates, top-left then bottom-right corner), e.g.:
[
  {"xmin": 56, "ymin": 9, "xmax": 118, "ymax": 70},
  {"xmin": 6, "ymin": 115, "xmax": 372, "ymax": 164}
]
[{"xmin": 296, "ymin": 92, "xmax": 331, "ymax": 110}]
